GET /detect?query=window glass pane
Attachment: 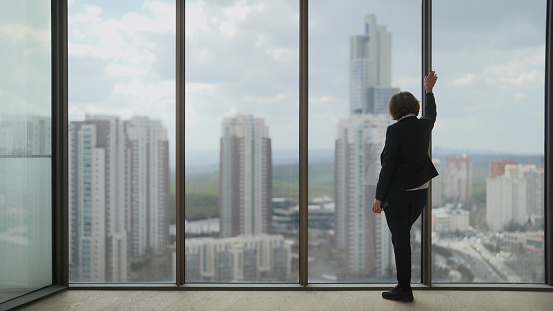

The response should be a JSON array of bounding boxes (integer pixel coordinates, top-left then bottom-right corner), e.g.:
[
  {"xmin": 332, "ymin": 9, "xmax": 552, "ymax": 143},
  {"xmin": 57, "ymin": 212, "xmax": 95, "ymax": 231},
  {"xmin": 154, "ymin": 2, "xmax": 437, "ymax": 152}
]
[
  {"xmin": 0, "ymin": 1, "xmax": 52, "ymax": 302},
  {"xmin": 432, "ymin": 0, "xmax": 546, "ymax": 283},
  {"xmin": 68, "ymin": 0, "xmax": 175, "ymax": 282},
  {"xmin": 185, "ymin": 0, "xmax": 299, "ymax": 283},
  {"xmin": 308, "ymin": 1, "xmax": 421, "ymax": 283}
]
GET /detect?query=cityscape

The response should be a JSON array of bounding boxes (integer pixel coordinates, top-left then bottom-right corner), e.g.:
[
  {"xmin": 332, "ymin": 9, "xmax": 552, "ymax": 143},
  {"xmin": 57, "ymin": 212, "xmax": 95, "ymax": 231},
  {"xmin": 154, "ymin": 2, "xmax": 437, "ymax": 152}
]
[
  {"xmin": 0, "ymin": 14, "xmax": 545, "ymax": 286},
  {"xmin": 183, "ymin": 14, "xmax": 545, "ymax": 283}
]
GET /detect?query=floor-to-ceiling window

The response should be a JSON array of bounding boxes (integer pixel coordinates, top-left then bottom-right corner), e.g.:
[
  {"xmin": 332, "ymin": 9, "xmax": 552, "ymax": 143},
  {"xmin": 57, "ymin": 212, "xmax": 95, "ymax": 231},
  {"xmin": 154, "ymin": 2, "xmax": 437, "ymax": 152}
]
[
  {"xmin": 184, "ymin": 0, "xmax": 300, "ymax": 283},
  {"xmin": 307, "ymin": 0, "xmax": 423, "ymax": 284},
  {"xmin": 0, "ymin": 0, "xmax": 53, "ymax": 303},
  {"xmin": 68, "ymin": 0, "xmax": 176, "ymax": 283},
  {"xmin": 1, "ymin": 3, "xmax": 551, "ymax": 307},
  {"xmin": 432, "ymin": 0, "xmax": 547, "ymax": 283}
]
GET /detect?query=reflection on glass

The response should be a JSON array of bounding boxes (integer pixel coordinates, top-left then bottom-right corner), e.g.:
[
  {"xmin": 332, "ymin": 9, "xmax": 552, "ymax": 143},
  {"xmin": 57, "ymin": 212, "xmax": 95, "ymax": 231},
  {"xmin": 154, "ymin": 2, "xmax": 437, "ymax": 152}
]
[
  {"xmin": 0, "ymin": 1, "xmax": 52, "ymax": 303},
  {"xmin": 432, "ymin": 0, "xmax": 546, "ymax": 283},
  {"xmin": 185, "ymin": 0, "xmax": 299, "ymax": 282},
  {"xmin": 68, "ymin": 0, "xmax": 175, "ymax": 282},
  {"xmin": 308, "ymin": 1, "xmax": 421, "ymax": 283}
]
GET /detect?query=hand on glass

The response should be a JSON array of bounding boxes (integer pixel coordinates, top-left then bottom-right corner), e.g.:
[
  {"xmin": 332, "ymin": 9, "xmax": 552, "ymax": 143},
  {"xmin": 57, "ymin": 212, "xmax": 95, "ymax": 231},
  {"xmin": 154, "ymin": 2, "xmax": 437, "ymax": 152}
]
[
  {"xmin": 424, "ymin": 70, "xmax": 438, "ymax": 93},
  {"xmin": 372, "ymin": 199, "xmax": 383, "ymax": 214}
]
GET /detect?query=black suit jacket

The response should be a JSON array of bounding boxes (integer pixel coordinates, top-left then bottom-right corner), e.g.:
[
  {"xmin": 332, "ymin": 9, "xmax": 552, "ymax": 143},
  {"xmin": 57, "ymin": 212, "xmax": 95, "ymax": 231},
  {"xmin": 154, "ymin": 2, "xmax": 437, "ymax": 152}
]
[{"xmin": 375, "ymin": 93, "xmax": 439, "ymax": 209}]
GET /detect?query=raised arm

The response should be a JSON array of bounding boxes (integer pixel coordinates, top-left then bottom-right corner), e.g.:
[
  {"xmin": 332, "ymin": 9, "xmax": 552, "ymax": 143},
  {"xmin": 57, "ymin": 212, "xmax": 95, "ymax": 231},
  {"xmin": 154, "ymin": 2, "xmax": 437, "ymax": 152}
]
[
  {"xmin": 422, "ymin": 71, "xmax": 438, "ymax": 126},
  {"xmin": 424, "ymin": 71, "xmax": 437, "ymax": 94}
]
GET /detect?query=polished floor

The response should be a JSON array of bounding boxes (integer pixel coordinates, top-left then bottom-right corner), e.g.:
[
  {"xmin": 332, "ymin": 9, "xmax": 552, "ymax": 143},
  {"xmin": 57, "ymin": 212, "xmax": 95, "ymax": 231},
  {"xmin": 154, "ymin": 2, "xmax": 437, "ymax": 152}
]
[{"xmin": 19, "ymin": 289, "xmax": 553, "ymax": 311}]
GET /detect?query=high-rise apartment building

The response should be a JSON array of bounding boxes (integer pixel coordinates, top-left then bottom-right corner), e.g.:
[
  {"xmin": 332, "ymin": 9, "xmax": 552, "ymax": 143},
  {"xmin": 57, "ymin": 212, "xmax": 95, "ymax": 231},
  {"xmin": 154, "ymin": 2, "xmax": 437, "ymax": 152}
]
[
  {"xmin": 125, "ymin": 117, "xmax": 170, "ymax": 257},
  {"xmin": 334, "ymin": 15, "xmax": 399, "ymax": 277},
  {"xmin": 219, "ymin": 115, "xmax": 272, "ymax": 238},
  {"xmin": 432, "ymin": 204, "xmax": 470, "ymax": 234},
  {"xmin": 185, "ymin": 234, "xmax": 291, "ymax": 282},
  {"xmin": 0, "ymin": 114, "xmax": 51, "ymax": 156},
  {"xmin": 334, "ymin": 114, "xmax": 392, "ymax": 276},
  {"xmin": 444, "ymin": 155, "xmax": 472, "ymax": 202},
  {"xmin": 349, "ymin": 14, "xmax": 399, "ymax": 115},
  {"xmin": 69, "ymin": 115, "xmax": 169, "ymax": 282},
  {"xmin": 490, "ymin": 159, "xmax": 520, "ymax": 178},
  {"xmin": 486, "ymin": 163, "xmax": 544, "ymax": 231},
  {"xmin": 431, "ymin": 158, "xmax": 443, "ymax": 207},
  {"xmin": 0, "ymin": 114, "xmax": 52, "ymax": 288}
]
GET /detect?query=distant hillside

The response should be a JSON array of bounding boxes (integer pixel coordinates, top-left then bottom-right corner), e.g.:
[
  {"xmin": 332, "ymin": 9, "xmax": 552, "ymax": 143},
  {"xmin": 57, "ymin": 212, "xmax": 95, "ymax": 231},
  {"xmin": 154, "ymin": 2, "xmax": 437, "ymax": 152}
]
[
  {"xmin": 183, "ymin": 148, "xmax": 543, "ymax": 220},
  {"xmin": 184, "ymin": 162, "xmax": 334, "ymax": 220},
  {"xmin": 432, "ymin": 149, "xmax": 544, "ymax": 171}
]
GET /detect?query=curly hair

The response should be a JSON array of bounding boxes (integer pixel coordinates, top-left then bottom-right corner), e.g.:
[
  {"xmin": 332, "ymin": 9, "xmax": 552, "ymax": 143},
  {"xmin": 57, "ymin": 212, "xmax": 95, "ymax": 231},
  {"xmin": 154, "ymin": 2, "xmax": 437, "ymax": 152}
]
[{"xmin": 388, "ymin": 92, "xmax": 420, "ymax": 120}]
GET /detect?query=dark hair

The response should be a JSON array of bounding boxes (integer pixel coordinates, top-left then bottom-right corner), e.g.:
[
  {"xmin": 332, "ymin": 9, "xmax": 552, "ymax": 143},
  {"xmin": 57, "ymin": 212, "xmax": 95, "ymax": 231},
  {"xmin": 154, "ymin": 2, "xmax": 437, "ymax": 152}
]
[{"xmin": 388, "ymin": 92, "xmax": 420, "ymax": 120}]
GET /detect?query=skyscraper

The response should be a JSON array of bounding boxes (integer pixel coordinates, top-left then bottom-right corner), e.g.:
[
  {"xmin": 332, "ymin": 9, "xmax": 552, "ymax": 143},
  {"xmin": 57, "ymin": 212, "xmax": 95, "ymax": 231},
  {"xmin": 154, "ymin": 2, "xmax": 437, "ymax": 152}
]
[
  {"xmin": 69, "ymin": 115, "xmax": 170, "ymax": 282},
  {"xmin": 349, "ymin": 14, "xmax": 399, "ymax": 115},
  {"xmin": 334, "ymin": 114, "xmax": 392, "ymax": 276},
  {"xmin": 0, "ymin": 114, "xmax": 51, "ymax": 156},
  {"xmin": 125, "ymin": 117, "xmax": 170, "ymax": 257},
  {"xmin": 444, "ymin": 155, "xmax": 472, "ymax": 202},
  {"xmin": 335, "ymin": 14, "xmax": 398, "ymax": 278},
  {"xmin": 219, "ymin": 115, "xmax": 272, "ymax": 238},
  {"xmin": 490, "ymin": 159, "xmax": 520, "ymax": 178},
  {"xmin": 431, "ymin": 158, "xmax": 443, "ymax": 207},
  {"xmin": 185, "ymin": 234, "xmax": 291, "ymax": 282},
  {"xmin": 69, "ymin": 117, "xmax": 126, "ymax": 282},
  {"xmin": 486, "ymin": 163, "xmax": 544, "ymax": 231},
  {"xmin": 0, "ymin": 114, "xmax": 52, "ymax": 289}
]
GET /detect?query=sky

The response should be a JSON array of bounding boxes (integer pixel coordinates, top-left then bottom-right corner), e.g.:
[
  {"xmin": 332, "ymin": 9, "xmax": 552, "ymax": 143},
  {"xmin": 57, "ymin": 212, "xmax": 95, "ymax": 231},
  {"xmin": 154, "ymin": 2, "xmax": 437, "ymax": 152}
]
[
  {"xmin": 67, "ymin": 0, "xmax": 176, "ymax": 154},
  {"xmin": 185, "ymin": 0, "xmax": 547, "ymax": 156},
  {"xmin": 0, "ymin": 1, "xmax": 51, "ymax": 119},
  {"xmin": 0, "ymin": 0, "xmax": 547, "ymax": 168}
]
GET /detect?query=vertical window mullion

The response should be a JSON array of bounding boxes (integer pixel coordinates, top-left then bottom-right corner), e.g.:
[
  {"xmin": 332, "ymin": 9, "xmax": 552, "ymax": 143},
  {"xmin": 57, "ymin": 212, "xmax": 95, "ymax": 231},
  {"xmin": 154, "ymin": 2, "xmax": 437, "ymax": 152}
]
[
  {"xmin": 52, "ymin": 0, "xmax": 69, "ymax": 288},
  {"xmin": 176, "ymin": 0, "xmax": 185, "ymax": 286},
  {"xmin": 299, "ymin": 0, "xmax": 309, "ymax": 287},
  {"xmin": 545, "ymin": 0, "xmax": 553, "ymax": 287},
  {"xmin": 422, "ymin": 0, "xmax": 432, "ymax": 287}
]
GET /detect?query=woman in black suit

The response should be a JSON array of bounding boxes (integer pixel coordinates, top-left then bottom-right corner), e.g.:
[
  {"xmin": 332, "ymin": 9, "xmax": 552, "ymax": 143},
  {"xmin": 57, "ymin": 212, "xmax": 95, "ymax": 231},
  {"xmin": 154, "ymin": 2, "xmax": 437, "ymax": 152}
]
[{"xmin": 372, "ymin": 71, "xmax": 439, "ymax": 302}]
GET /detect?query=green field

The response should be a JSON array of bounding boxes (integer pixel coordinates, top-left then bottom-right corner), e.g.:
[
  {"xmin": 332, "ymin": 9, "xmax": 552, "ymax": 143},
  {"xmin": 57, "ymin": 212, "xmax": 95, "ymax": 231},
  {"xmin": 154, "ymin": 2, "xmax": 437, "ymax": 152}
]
[
  {"xmin": 184, "ymin": 163, "xmax": 334, "ymax": 220},
  {"xmin": 183, "ymin": 160, "xmax": 499, "ymax": 221}
]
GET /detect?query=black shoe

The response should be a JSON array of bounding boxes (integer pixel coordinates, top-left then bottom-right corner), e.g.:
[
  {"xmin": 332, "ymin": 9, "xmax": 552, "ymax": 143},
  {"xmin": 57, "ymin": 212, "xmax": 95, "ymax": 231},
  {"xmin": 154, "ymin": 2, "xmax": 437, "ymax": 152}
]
[{"xmin": 381, "ymin": 285, "xmax": 414, "ymax": 302}]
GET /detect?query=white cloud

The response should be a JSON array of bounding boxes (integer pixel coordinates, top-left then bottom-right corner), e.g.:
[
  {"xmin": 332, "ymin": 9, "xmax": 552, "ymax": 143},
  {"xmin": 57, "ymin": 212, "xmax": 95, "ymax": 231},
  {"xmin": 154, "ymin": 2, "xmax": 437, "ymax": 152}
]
[
  {"xmin": 185, "ymin": 1, "xmax": 208, "ymax": 37},
  {"xmin": 142, "ymin": 0, "xmax": 175, "ymax": 17},
  {"xmin": 245, "ymin": 94, "xmax": 286, "ymax": 104},
  {"xmin": 105, "ymin": 64, "xmax": 141, "ymax": 77},
  {"xmin": 482, "ymin": 47, "xmax": 545, "ymax": 87},
  {"xmin": 7, "ymin": 100, "xmax": 49, "ymax": 117},
  {"xmin": 185, "ymin": 82, "xmax": 217, "ymax": 94},
  {"xmin": 185, "ymin": 101, "xmax": 198, "ymax": 128},
  {"xmin": 218, "ymin": 21, "xmax": 237, "ymax": 36},
  {"xmin": 100, "ymin": 11, "xmax": 174, "ymax": 34},
  {"xmin": 69, "ymin": 5, "xmax": 102, "ymax": 25},
  {"xmin": 0, "ymin": 23, "xmax": 50, "ymax": 48},
  {"xmin": 68, "ymin": 43, "xmax": 126, "ymax": 59},
  {"xmin": 223, "ymin": 1, "xmax": 252, "ymax": 20},
  {"xmin": 113, "ymin": 80, "xmax": 174, "ymax": 100},
  {"xmin": 460, "ymin": 104, "xmax": 482, "ymax": 113},
  {"xmin": 433, "ymin": 114, "xmax": 543, "ymax": 154},
  {"xmin": 514, "ymin": 92, "xmax": 528, "ymax": 100},
  {"xmin": 225, "ymin": 107, "xmax": 237, "ymax": 117},
  {"xmin": 319, "ymin": 96, "xmax": 336, "ymax": 103},
  {"xmin": 393, "ymin": 74, "xmax": 418, "ymax": 91},
  {"xmin": 496, "ymin": 70, "xmax": 541, "ymax": 87},
  {"xmin": 264, "ymin": 47, "xmax": 298, "ymax": 63},
  {"xmin": 452, "ymin": 73, "xmax": 474, "ymax": 86}
]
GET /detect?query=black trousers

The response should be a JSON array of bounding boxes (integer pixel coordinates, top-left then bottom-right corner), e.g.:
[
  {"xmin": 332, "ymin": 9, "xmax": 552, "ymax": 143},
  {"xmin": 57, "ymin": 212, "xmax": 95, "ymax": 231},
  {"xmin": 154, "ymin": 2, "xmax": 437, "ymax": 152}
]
[{"xmin": 384, "ymin": 189, "xmax": 428, "ymax": 289}]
